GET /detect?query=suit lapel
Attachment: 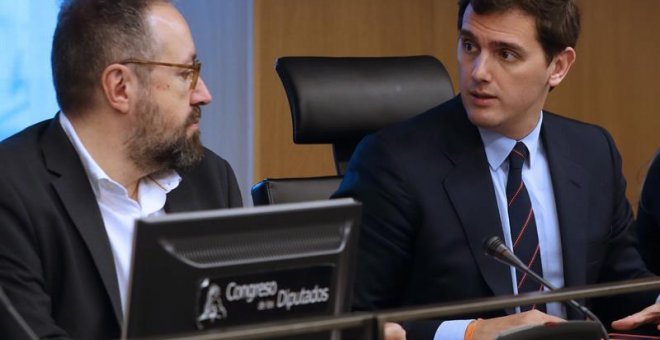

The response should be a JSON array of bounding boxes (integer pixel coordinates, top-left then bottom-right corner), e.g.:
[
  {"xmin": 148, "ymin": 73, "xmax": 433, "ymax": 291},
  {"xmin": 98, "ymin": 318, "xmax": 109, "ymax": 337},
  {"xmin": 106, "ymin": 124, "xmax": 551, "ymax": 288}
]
[
  {"xmin": 541, "ymin": 114, "xmax": 590, "ymax": 290},
  {"xmin": 165, "ymin": 171, "xmax": 200, "ymax": 213},
  {"xmin": 436, "ymin": 103, "xmax": 590, "ymax": 315},
  {"xmin": 439, "ymin": 99, "xmax": 514, "ymax": 300},
  {"xmin": 41, "ymin": 117, "xmax": 123, "ymax": 325}
]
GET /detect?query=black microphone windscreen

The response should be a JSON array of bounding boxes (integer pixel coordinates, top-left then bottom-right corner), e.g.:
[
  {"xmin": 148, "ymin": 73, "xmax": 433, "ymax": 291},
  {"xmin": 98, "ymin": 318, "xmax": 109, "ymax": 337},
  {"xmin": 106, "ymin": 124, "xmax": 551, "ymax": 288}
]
[{"xmin": 484, "ymin": 236, "xmax": 504, "ymax": 256}]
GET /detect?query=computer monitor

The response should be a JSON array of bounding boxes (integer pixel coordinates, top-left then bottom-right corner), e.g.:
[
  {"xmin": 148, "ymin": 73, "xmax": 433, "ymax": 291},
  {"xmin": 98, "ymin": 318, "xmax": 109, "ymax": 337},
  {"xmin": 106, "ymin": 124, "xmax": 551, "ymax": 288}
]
[{"xmin": 122, "ymin": 198, "xmax": 361, "ymax": 339}]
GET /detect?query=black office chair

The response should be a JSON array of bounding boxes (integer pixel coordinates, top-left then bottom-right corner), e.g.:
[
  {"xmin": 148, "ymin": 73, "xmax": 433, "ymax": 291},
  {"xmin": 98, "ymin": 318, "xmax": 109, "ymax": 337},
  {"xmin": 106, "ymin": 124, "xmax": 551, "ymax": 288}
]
[
  {"xmin": 252, "ymin": 55, "xmax": 454, "ymax": 205},
  {"xmin": 251, "ymin": 176, "xmax": 344, "ymax": 206}
]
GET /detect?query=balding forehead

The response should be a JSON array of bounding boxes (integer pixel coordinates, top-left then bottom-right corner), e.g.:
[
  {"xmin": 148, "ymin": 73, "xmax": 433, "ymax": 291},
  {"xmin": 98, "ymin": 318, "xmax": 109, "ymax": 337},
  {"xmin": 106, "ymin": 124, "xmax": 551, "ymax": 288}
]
[{"xmin": 145, "ymin": 2, "xmax": 195, "ymax": 62}]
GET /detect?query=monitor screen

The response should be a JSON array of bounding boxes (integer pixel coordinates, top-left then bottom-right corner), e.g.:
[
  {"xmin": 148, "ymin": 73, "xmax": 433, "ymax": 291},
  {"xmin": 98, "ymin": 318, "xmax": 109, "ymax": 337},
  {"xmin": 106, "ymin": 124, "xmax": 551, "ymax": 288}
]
[{"xmin": 122, "ymin": 198, "xmax": 361, "ymax": 339}]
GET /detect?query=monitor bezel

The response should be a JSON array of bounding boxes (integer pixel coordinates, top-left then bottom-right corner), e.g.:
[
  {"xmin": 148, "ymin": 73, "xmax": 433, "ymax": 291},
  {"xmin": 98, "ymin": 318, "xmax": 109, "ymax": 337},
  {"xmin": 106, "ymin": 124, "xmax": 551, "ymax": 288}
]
[{"xmin": 122, "ymin": 198, "xmax": 361, "ymax": 339}]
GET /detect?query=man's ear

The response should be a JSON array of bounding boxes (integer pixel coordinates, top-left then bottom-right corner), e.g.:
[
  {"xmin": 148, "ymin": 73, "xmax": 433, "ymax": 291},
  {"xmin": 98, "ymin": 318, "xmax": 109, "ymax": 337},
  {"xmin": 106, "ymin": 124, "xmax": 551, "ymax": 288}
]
[
  {"xmin": 548, "ymin": 47, "xmax": 576, "ymax": 88},
  {"xmin": 100, "ymin": 64, "xmax": 135, "ymax": 113}
]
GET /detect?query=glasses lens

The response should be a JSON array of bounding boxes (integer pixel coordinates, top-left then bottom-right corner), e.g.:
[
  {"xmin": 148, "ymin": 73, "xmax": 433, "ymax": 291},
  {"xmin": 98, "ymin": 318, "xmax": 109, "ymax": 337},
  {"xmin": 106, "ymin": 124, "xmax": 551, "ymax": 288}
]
[{"xmin": 190, "ymin": 62, "xmax": 201, "ymax": 90}]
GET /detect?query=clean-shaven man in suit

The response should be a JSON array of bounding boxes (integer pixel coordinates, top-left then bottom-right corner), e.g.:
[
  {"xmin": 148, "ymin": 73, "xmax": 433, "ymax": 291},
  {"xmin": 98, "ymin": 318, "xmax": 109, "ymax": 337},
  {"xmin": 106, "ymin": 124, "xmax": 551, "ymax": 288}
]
[
  {"xmin": 335, "ymin": 0, "xmax": 660, "ymax": 339},
  {"xmin": 0, "ymin": 0, "xmax": 242, "ymax": 338}
]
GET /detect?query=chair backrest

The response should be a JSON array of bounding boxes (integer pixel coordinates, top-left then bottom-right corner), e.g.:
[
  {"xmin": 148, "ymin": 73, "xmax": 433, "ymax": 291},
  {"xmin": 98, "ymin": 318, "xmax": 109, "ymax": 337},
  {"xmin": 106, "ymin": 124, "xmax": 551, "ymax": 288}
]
[
  {"xmin": 252, "ymin": 55, "xmax": 454, "ymax": 206},
  {"xmin": 251, "ymin": 176, "xmax": 343, "ymax": 206},
  {"xmin": 276, "ymin": 55, "xmax": 454, "ymax": 175}
]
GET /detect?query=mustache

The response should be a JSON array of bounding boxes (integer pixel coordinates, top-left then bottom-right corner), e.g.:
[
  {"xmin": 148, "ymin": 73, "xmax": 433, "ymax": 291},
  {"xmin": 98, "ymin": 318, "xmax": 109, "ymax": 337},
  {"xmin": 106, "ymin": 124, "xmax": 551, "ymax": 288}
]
[{"xmin": 187, "ymin": 106, "xmax": 201, "ymax": 125}]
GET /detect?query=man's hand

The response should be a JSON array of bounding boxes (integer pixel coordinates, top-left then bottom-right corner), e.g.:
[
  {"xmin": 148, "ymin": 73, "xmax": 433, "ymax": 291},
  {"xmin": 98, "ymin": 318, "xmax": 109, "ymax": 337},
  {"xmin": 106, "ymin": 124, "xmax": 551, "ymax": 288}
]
[
  {"xmin": 384, "ymin": 322, "xmax": 406, "ymax": 340},
  {"xmin": 612, "ymin": 303, "xmax": 660, "ymax": 331},
  {"xmin": 472, "ymin": 310, "xmax": 564, "ymax": 340}
]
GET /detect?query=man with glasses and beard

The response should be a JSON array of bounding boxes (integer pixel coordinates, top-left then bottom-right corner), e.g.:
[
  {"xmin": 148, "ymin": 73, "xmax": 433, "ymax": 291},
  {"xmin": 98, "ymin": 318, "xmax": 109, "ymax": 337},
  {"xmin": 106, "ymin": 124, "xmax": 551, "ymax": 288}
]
[{"xmin": 0, "ymin": 1, "xmax": 242, "ymax": 339}]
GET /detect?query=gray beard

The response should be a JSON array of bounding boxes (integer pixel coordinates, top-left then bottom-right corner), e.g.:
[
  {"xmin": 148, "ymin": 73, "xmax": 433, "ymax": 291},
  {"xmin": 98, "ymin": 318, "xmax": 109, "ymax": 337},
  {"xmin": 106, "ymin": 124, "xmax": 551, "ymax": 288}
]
[{"xmin": 126, "ymin": 96, "xmax": 204, "ymax": 173}]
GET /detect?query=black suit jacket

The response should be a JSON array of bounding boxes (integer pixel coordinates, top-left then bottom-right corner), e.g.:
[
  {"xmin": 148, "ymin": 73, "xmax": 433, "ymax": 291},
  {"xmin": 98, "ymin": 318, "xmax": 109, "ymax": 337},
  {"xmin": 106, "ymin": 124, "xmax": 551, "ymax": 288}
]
[
  {"xmin": 637, "ymin": 152, "xmax": 660, "ymax": 275},
  {"xmin": 334, "ymin": 96, "xmax": 656, "ymax": 338},
  {"xmin": 0, "ymin": 117, "xmax": 242, "ymax": 339}
]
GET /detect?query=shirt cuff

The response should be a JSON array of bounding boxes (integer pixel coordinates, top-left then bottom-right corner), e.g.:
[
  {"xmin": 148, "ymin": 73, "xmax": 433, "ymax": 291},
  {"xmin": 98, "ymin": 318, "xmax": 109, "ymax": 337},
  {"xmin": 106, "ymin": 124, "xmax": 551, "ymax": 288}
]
[{"xmin": 434, "ymin": 319, "xmax": 474, "ymax": 340}]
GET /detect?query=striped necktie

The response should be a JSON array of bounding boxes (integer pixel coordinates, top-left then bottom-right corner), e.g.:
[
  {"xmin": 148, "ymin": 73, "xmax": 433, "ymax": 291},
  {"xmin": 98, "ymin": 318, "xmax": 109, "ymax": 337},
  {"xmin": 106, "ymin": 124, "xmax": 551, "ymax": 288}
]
[{"xmin": 506, "ymin": 142, "xmax": 545, "ymax": 312}]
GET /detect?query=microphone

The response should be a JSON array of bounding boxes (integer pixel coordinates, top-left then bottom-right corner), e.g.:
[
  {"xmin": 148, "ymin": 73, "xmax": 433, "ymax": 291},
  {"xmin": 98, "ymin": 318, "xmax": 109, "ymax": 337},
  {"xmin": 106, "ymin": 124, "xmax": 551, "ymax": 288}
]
[{"xmin": 483, "ymin": 236, "xmax": 610, "ymax": 340}]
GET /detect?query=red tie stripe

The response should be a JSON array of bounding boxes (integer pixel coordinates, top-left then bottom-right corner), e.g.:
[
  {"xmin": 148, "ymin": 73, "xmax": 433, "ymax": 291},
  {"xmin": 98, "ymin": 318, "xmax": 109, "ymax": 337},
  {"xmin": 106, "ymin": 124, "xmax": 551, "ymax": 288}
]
[{"xmin": 506, "ymin": 142, "xmax": 545, "ymax": 312}]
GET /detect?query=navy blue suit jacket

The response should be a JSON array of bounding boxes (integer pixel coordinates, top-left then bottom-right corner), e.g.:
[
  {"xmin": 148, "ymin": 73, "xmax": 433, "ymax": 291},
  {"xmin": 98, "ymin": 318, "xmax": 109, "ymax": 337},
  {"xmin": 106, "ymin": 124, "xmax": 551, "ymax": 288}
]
[
  {"xmin": 0, "ymin": 116, "xmax": 242, "ymax": 339},
  {"xmin": 334, "ymin": 96, "xmax": 656, "ymax": 339},
  {"xmin": 637, "ymin": 152, "xmax": 660, "ymax": 275}
]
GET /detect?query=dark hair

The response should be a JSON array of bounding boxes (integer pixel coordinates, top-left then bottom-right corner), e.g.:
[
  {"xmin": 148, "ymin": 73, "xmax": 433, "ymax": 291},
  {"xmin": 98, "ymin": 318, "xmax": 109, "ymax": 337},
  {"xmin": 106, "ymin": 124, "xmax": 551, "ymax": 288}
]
[
  {"xmin": 457, "ymin": 0, "xmax": 580, "ymax": 63},
  {"xmin": 51, "ymin": 0, "xmax": 166, "ymax": 113}
]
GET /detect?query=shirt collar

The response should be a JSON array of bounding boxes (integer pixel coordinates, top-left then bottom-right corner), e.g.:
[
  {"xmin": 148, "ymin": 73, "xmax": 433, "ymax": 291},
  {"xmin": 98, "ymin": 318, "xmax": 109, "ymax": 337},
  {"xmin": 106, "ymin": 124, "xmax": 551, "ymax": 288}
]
[
  {"xmin": 478, "ymin": 112, "xmax": 543, "ymax": 171},
  {"xmin": 58, "ymin": 113, "xmax": 181, "ymax": 197}
]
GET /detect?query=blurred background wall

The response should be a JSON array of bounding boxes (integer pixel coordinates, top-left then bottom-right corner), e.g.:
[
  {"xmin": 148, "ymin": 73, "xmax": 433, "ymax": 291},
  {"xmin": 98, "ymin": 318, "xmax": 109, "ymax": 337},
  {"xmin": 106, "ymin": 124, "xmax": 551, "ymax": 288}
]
[
  {"xmin": 3, "ymin": 0, "xmax": 658, "ymax": 208},
  {"xmin": 250, "ymin": 0, "xmax": 660, "ymax": 209}
]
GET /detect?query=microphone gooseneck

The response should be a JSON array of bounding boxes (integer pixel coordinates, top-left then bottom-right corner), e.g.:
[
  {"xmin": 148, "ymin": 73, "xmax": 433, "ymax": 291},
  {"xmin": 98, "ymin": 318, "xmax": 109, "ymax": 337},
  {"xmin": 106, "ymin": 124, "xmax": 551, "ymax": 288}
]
[{"xmin": 483, "ymin": 236, "xmax": 610, "ymax": 340}]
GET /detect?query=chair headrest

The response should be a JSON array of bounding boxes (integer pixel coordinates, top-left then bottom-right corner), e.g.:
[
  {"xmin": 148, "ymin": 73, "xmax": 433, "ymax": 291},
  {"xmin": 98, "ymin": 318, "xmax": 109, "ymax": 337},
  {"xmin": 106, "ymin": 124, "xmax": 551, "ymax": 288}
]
[{"xmin": 276, "ymin": 55, "xmax": 454, "ymax": 144}]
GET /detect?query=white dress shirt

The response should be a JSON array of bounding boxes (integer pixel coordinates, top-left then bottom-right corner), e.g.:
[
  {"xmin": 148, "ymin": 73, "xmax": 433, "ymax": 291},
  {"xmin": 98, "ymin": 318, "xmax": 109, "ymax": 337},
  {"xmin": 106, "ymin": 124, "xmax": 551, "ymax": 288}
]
[{"xmin": 59, "ymin": 113, "xmax": 181, "ymax": 313}]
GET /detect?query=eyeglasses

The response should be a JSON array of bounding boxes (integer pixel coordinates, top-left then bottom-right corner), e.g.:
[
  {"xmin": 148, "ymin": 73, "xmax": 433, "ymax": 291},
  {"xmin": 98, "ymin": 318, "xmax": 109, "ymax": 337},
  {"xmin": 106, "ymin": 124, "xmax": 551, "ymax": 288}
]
[{"xmin": 119, "ymin": 58, "xmax": 202, "ymax": 90}]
